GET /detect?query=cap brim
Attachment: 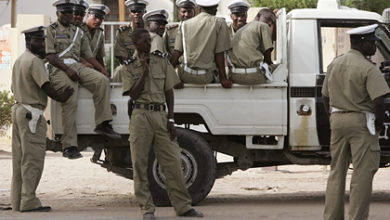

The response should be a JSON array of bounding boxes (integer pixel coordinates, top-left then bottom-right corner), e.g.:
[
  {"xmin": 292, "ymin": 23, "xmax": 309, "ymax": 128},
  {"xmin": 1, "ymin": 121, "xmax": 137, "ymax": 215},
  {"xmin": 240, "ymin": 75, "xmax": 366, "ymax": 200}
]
[{"xmin": 365, "ymin": 35, "xmax": 381, "ymax": 41}]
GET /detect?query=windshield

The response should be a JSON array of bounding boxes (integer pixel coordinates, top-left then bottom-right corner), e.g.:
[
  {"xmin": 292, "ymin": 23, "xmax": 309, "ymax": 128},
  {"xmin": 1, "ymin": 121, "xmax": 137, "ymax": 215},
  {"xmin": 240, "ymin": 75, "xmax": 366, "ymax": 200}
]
[{"xmin": 376, "ymin": 25, "xmax": 390, "ymax": 60}]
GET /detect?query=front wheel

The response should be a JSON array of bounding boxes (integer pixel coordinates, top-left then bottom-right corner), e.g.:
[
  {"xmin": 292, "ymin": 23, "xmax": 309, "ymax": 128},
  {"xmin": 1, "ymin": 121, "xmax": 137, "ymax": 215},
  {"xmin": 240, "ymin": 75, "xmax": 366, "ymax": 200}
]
[{"xmin": 148, "ymin": 127, "xmax": 216, "ymax": 206}]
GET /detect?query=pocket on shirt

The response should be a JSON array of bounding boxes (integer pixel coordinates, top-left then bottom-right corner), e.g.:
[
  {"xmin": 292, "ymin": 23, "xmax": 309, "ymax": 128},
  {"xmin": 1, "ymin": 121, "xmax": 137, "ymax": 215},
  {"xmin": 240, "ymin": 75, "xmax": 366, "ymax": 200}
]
[{"xmin": 151, "ymin": 72, "xmax": 166, "ymax": 92}]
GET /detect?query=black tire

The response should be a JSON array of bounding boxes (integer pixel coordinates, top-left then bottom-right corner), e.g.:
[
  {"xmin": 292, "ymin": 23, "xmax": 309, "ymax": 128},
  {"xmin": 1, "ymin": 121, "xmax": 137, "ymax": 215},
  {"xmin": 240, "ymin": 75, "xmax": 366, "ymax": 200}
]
[{"xmin": 147, "ymin": 127, "xmax": 216, "ymax": 206}]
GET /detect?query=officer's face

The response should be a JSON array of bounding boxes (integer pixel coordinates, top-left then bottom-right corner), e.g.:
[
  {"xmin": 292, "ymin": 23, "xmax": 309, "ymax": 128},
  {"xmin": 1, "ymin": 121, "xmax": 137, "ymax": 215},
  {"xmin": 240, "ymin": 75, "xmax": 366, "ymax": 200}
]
[
  {"xmin": 179, "ymin": 7, "xmax": 195, "ymax": 21},
  {"xmin": 230, "ymin": 12, "xmax": 247, "ymax": 30},
  {"xmin": 57, "ymin": 10, "xmax": 74, "ymax": 26},
  {"xmin": 148, "ymin": 20, "xmax": 166, "ymax": 37},
  {"xmin": 86, "ymin": 14, "xmax": 103, "ymax": 29},
  {"xmin": 73, "ymin": 10, "xmax": 86, "ymax": 26},
  {"xmin": 361, "ymin": 40, "xmax": 377, "ymax": 56},
  {"xmin": 135, "ymin": 32, "xmax": 151, "ymax": 54},
  {"xmin": 28, "ymin": 38, "xmax": 46, "ymax": 58},
  {"xmin": 129, "ymin": 8, "xmax": 146, "ymax": 26}
]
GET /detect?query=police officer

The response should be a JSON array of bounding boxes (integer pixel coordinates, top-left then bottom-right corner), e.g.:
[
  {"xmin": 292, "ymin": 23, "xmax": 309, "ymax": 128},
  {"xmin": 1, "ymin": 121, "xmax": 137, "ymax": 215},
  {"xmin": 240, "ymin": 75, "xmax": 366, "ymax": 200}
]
[
  {"xmin": 227, "ymin": 8, "xmax": 275, "ymax": 85},
  {"xmin": 46, "ymin": 0, "xmax": 120, "ymax": 159},
  {"xmin": 143, "ymin": 9, "xmax": 169, "ymax": 54},
  {"xmin": 11, "ymin": 26, "xmax": 74, "ymax": 212},
  {"xmin": 171, "ymin": 0, "xmax": 232, "ymax": 88},
  {"xmin": 164, "ymin": 0, "xmax": 196, "ymax": 57},
  {"xmin": 81, "ymin": 4, "xmax": 110, "ymax": 67},
  {"xmin": 72, "ymin": 0, "xmax": 88, "ymax": 26},
  {"xmin": 322, "ymin": 24, "xmax": 390, "ymax": 220},
  {"xmin": 227, "ymin": 0, "xmax": 250, "ymax": 39},
  {"xmin": 122, "ymin": 29, "xmax": 204, "ymax": 220},
  {"xmin": 112, "ymin": 0, "xmax": 148, "ymax": 82}
]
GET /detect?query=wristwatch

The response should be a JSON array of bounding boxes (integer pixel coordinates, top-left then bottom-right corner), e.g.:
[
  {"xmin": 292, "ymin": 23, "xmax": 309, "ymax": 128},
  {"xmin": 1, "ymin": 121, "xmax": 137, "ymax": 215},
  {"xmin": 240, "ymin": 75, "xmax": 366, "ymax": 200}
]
[{"xmin": 168, "ymin": 118, "xmax": 175, "ymax": 123}]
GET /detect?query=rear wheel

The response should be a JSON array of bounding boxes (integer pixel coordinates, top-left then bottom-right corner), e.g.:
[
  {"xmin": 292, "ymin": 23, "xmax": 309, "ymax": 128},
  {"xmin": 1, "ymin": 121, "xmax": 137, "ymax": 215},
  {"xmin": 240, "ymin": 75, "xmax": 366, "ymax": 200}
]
[{"xmin": 148, "ymin": 127, "xmax": 216, "ymax": 206}]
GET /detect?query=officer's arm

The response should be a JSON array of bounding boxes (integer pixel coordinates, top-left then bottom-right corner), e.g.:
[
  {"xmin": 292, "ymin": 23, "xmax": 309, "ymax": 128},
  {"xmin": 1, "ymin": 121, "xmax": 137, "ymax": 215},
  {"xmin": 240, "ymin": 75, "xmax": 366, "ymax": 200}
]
[
  {"xmin": 86, "ymin": 57, "xmax": 108, "ymax": 77},
  {"xmin": 165, "ymin": 88, "xmax": 176, "ymax": 140},
  {"xmin": 373, "ymin": 96, "xmax": 385, "ymax": 131},
  {"xmin": 216, "ymin": 52, "xmax": 233, "ymax": 88},
  {"xmin": 41, "ymin": 82, "xmax": 74, "ymax": 103},
  {"xmin": 46, "ymin": 53, "xmax": 80, "ymax": 81},
  {"xmin": 129, "ymin": 57, "xmax": 148, "ymax": 100},
  {"xmin": 264, "ymin": 48, "xmax": 273, "ymax": 65},
  {"xmin": 97, "ymin": 58, "xmax": 105, "ymax": 68},
  {"xmin": 79, "ymin": 57, "xmax": 94, "ymax": 68},
  {"xmin": 322, "ymin": 95, "xmax": 330, "ymax": 119},
  {"xmin": 170, "ymin": 50, "xmax": 183, "ymax": 68}
]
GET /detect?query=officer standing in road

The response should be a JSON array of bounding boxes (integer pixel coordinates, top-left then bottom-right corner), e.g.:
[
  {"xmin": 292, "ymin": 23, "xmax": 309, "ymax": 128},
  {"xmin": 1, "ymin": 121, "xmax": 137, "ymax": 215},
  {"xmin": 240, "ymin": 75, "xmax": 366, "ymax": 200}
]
[
  {"xmin": 46, "ymin": 0, "xmax": 120, "ymax": 159},
  {"xmin": 227, "ymin": 0, "xmax": 250, "ymax": 39},
  {"xmin": 11, "ymin": 26, "xmax": 74, "ymax": 212},
  {"xmin": 164, "ymin": 0, "xmax": 196, "ymax": 57},
  {"xmin": 144, "ymin": 9, "xmax": 169, "ymax": 54},
  {"xmin": 122, "ymin": 28, "xmax": 204, "ymax": 220},
  {"xmin": 112, "ymin": 0, "xmax": 148, "ymax": 82},
  {"xmin": 322, "ymin": 24, "xmax": 389, "ymax": 220},
  {"xmin": 227, "ymin": 8, "xmax": 275, "ymax": 85},
  {"xmin": 81, "ymin": 4, "xmax": 110, "ymax": 67},
  {"xmin": 171, "ymin": 0, "xmax": 232, "ymax": 88}
]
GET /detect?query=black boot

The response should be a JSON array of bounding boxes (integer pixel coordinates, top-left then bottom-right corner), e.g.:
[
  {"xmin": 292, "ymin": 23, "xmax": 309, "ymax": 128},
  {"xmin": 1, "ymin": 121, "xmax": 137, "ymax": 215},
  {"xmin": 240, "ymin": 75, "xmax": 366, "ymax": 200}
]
[{"xmin": 94, "ymin": 121, "xmax": 121, "ymax": 139}]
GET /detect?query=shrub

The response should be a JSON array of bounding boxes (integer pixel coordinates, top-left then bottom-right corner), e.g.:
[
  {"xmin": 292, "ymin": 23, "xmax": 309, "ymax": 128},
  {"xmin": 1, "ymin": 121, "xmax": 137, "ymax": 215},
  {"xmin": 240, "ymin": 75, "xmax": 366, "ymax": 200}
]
[{"xmin": 0, "ymin": 90, "xmax": 14, "ymax": 133}]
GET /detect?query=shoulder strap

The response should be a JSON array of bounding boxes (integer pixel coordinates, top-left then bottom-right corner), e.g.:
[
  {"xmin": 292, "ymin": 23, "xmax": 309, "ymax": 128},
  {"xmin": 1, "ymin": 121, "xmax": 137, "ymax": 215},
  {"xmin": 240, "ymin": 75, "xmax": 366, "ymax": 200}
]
[
  {"xmin": 181, "ymin": 22, "xmax": 188, "ymax": 66},
  {"xmin": 58, "ymin": 27, "xmax": 80, "ymax": 58}
]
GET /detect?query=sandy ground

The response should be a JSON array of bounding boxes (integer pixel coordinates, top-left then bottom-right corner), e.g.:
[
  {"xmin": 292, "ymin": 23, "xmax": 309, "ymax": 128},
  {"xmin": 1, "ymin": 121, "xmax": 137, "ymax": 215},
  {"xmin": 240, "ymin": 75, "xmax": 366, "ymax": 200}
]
[{"xmin": 1, "ymin": 136, "xmax": 390, "ymax": 219}]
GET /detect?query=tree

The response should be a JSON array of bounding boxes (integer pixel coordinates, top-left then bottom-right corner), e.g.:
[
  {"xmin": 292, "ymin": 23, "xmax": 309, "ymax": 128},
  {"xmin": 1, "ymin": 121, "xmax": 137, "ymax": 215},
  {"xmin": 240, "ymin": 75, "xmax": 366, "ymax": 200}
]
[
  {"xmin": 0, "ymin": 90, "xmax": 14, "ymax": 134},
  {"xmin": 250, "ymin": 0, "xmax": 389, "ymax": 14}
]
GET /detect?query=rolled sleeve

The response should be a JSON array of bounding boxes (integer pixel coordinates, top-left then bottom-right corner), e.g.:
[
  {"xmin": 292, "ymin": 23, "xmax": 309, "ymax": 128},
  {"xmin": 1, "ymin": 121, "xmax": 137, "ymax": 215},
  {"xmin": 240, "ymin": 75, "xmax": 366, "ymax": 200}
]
[
  {"xmin": 31, "ymin": 57, "xmax": 49, "ymax": 88},
  {"xmin": 366, "ymin": 67, "xmax": 390, "ymax": 100},
  {"xmin": 122, "ymin": 65, "xmax": 135, "ymax": 95},
  {"xmin": 81, "ymin": 32, "xmax": 93, "ymax": 59},
  {"xmin": 45, "ymin": 26, "xmax": 57, "ymax": 54},
  {"xmin": 260, "ymin": 24, "xmax": 274, "ymax": 53},
  {"xmin": 215, "ymin": 19, "xmax": 231, "ymax": 54},
  {"xmin": 114, "ymin": 30, "xmax": 128, "ymax": 58},
  {"xmin": 164, "ymin": 60, "xmax": 180, "ymax": 91},
  {"xmin": 174, "ymin": 23, "xmax": 183, "ymax": 53}
]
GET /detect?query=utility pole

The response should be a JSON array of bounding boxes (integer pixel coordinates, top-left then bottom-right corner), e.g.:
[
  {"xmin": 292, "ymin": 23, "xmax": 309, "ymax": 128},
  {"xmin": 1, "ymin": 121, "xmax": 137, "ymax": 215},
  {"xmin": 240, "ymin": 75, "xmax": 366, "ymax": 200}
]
[
  {"xmin": 11, "ymin": 0, "xmax": 16, "ymax": 27},
  {"xmin": 118, "ymin": 0, "xmax": 125, "ymax": 22}
]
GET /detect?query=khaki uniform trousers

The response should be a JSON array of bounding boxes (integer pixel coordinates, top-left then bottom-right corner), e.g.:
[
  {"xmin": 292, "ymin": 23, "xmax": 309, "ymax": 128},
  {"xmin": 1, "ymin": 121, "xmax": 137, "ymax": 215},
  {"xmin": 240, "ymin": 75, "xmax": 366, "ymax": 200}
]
[
  {"xmin": 129, "ymin": 109, "xmax": 192, "ymax": 215},
  {"xmin": 50, "ymin": 63, "xmax": 112, "ymax": 149},
  {"xmin": 324, "ymin": 112, "xmax": 380, "ymax": 220},
  {"xmin": 11, "ymin": 104, "xmax": 46, "ymax": 211},
  {"xmin": 178, "ymin": 65, "xmax": 214, "ymax": 84},
  {"xmin": 229, "ymin": 68, "xmax": 267, "ymax": 85}
]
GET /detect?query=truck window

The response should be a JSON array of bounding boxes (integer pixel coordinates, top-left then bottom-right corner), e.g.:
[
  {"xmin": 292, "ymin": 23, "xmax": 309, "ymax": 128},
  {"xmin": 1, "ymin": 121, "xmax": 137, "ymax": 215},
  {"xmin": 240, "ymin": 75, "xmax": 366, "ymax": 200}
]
[{"xmin": 318, "ymin": 20, "xmax": 385, "ymax": 73}]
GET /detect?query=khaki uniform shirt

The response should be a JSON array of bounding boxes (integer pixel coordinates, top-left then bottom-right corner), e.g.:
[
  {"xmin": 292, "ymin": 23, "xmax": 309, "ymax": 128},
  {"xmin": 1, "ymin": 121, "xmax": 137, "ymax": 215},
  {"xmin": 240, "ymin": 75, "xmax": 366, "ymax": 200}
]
[
  {"xmin": 228, "ymin": 22, "xmax": 235, "ymax": 40},
  {"xmin": 174, "ymin": 12, "xmax": 231, "ymax": 70},
  {"xmin": 122, "ymin": 52, "xmax": 180, "ymax": 104},
  {"xmin": 80, "ymin": 23, "xmax": 105, "ymax": 59},
  {"xmin": 114, "ymin": 24, "xmax": 135, "ymax": 59},
  {"xmin": 164, "ymin": 25, "xmax": 179, "ymax": 56},
  {"xmin": 150, "ymin": 32, "xmax": 167, "ymax": 54},
  {"xmin": 322, "ymin": 49, "xmax": 390, "ymax": 112},
  {"xmin": 11, "ymin": 50, "xmax": 49, "ymax": 108},
  {"xmin": 46, "ymin": 21, "xmax": 93, "ymax": 60},
  {"xmin": 229, "ymin": 21, "xmax": 273, "ymax": 68}
]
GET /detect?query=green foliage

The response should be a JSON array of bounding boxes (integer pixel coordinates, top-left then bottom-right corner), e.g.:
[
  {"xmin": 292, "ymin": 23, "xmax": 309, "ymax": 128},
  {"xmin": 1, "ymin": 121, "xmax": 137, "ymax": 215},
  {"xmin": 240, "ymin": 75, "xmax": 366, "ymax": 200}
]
[
  {"xmin": 250, "ymin": 0, "xmax": 389, "ymax": 14},
  {"xmin": 0, "ymin": 90, "xmax": 14, "ymax": 131}
]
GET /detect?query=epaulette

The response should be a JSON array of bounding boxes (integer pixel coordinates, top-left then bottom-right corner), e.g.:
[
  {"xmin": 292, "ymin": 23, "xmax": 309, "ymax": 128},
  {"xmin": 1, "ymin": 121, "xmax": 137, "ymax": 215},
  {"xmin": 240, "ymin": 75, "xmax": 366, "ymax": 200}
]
[
  {"xmin": 152, "ymin": 51, "xmax": 168, "ymax": 58},
  {"xmin": 118, "ymin": 25, "xmax": 131, "ymax": 33},
  {"xmin": 50, "ymin": 22, "xmax": 58, "ymax": 29},
  {"xmin": 123, "ymin": 57, "xmax": 136, "ymax": 65}
]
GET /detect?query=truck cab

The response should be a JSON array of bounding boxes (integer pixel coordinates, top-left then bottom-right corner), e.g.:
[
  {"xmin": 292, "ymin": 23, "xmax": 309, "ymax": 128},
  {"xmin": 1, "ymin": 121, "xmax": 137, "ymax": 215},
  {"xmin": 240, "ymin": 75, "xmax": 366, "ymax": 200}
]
[{"xmin": 47, "ymin": 1, "xmax": 390, "ymax": 206}]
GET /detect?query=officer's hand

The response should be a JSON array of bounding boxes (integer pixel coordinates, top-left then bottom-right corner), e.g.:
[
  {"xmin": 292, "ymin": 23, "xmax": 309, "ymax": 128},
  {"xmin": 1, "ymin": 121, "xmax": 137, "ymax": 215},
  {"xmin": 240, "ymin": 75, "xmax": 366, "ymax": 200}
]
[
  {"xmin": 66, "ymin": 68, "xmax": 80, "ymax": 81},
  {"xmin": 167, "ymin": 120, "xmax": 176, "ymax": 140},
  {"xmin": 375, "ymin": 120, "xmax": 383, "ymax": 133},
  {"xmin": 174, "ymin": 82, "xmax": 184, "ymax": 89},
  {"xmin": 100, "ymin": 68, "xmax": 109, "ymax": 77},
  {"xmin": 220, "ymin": 78, "xmax": 233, "ymax": 88},
  {"xmin": 60, "ymin": 86, "xmax": 74, "ymax": 102},
  {"xmin": 166, "ymin": 24, "xmax": 179, "ymax": 30},
  {"xmin": 81, "ymin": 60, "xmax": 94, "ymax": 68},
  {"xmin": 140, "ymin": 55, "xmax": 150, "ymax": 74}
]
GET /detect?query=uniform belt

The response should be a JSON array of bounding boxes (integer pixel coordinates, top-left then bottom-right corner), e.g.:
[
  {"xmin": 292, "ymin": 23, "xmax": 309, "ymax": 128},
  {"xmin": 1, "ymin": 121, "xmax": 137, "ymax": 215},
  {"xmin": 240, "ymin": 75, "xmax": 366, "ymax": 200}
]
[
  {"xmin": 331, "ymin": 107, "xmax": 354, "ymax": 114},
  {"xmin": 231, "ymin": 67, "xmax": 258, "ymax": 74},
  {"xmin": 63, "ymin": 58, "xmax": 78, "ymax": 65},
  {"xmin": 134, "ymin": 103, "xmax": 166, "ymax": 111},
  {"xmin": 183, "ymin": 65, "xmax": 206, "ymax": 75},
  {"xmin": 332, "ymin": 111, "xmax": 354, "ymax": 114}
]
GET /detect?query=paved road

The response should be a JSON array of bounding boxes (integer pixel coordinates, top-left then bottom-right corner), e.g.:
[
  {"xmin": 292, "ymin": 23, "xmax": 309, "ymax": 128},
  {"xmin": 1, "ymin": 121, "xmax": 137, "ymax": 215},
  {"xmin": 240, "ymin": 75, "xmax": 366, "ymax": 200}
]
[{"xmin": 1, "ymin": 191, "xmax": 390, "ymax": 220}]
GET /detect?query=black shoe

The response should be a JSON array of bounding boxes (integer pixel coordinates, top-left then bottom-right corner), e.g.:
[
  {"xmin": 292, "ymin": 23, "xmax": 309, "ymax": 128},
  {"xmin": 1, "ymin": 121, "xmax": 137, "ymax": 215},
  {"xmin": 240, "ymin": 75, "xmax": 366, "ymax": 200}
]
[
  {"xmin": 63, "ymin": 147, "xmax": 83, "ymax": 159},
  {"xmin": 94, "ymin": 121, "xmax": 121, "ymax": 139},
  {"xmin": 179, "ymin": 208, "xmax": 204, "ymax": 217},
  {"xmin": 143, "ymin": 212, "xmax": 156, "ymax": 220},
  {"xmin": 21, "ymin": 206, "xmax": 51, "ymax": 212}
]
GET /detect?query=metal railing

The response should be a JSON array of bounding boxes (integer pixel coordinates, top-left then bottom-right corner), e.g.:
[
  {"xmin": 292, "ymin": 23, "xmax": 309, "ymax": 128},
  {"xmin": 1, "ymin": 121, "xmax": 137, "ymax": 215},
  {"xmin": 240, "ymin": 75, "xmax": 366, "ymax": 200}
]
[{"xmin": 102, "ymin": 21, "xmax": 128, "ymax": 77}]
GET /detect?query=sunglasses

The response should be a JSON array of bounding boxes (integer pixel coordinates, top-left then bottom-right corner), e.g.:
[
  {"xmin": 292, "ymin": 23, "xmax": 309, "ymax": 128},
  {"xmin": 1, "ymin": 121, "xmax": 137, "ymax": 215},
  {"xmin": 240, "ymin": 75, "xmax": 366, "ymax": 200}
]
[
  {"xmin": 74, "ymin": 11, "xmax": 86, "ymax": 17},
  {"xmin": 130, "ymin": 9, "xmax": 144, "ymax": 14},
  {"xmin": 61, "ymin": 10, "xmax": 74, "ymax": 15}
]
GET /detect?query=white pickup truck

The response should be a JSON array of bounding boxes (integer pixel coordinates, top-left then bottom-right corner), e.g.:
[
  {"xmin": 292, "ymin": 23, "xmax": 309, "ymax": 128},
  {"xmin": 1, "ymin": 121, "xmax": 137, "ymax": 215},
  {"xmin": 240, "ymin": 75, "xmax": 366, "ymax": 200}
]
[{"xmin": 46, "ymin": 2, "xmax": 390, "ymax": 206}]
